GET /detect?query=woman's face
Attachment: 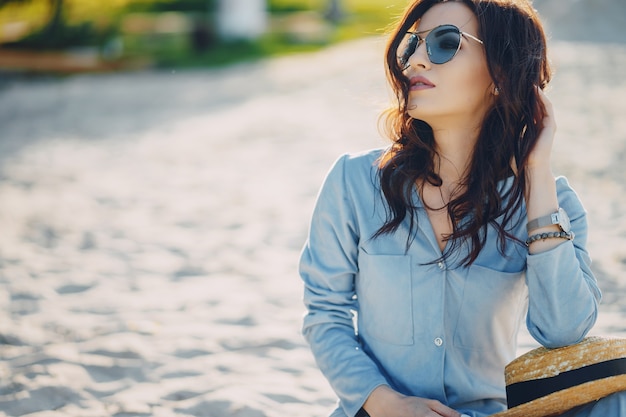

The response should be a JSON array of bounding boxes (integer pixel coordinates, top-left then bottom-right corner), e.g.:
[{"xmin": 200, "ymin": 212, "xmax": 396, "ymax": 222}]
[{"xmin": 402, "ymin": 1, "xmax": 495, "ymax": 129}]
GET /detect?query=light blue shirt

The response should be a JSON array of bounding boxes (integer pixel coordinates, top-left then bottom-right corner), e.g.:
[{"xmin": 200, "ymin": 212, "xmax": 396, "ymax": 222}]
[{"xmin": 299, "ymin": 148, "xmax": 601, "ymax": 417}]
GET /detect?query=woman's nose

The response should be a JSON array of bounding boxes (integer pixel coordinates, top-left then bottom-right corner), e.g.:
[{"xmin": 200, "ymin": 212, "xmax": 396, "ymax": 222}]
[{"xmin": 407, "ymin": 39, "xmax": 430, "ymax": 69}]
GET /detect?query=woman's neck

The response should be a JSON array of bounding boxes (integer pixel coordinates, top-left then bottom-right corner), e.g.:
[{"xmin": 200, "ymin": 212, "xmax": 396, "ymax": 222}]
[{"xmin": 430, "ymin": 124, "xmax": 479, "ymax": 185}]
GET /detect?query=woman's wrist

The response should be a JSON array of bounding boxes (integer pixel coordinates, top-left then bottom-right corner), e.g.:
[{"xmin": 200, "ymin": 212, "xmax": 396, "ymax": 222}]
[
  {"xmin": 525, "ymin": 165, "xmax": 554, "ymax": 195},
  {"xmin": 362, "ymin": 385, "xmax": 401, "ymax": 417},
  {"xmin": 524, "ymin": 167, "xmax": 567, "ymax": 253},
  {"xmin": 525, "ymin": 167, "xmax": 558, "ymax": 217}
]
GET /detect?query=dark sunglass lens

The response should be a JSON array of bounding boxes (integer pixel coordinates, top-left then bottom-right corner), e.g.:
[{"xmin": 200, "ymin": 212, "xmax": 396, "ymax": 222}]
[
  {"xmin": 427, "ymin": 26, "xmax": 461, "ymax": 64},
  {"xmin": 399, "ymin": 33, "xmax": 419, "ymax": 68}
]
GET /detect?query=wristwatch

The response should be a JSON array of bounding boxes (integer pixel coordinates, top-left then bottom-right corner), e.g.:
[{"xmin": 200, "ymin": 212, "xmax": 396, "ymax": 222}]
[{"xmin": 527, "ymin": 207, "xmax": 571, "ymax": 233}]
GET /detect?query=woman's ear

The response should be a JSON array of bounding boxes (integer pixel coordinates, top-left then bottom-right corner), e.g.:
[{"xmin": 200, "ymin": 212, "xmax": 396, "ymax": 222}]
[{"xmin": 490, "ymin": 68, "xmax": 505, "ymax": 97}]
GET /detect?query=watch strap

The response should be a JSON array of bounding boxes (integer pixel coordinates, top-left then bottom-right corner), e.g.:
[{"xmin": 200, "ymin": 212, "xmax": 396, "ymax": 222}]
[
  {"xmin": 356, "ymin": 408, "xmax": 371, "ymax": 417},
  {"xmin": 527, "ymin": 213, "xmax": 558, "ymax": 232}
]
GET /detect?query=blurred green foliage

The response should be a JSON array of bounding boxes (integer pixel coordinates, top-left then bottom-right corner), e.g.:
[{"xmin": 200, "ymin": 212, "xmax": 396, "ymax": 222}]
[
  {"xmin": 124, "ymin": 0, "xmax": 215, "ymax": 13},
  {"xmin": 0, "ymin": 0, "xmax": 405, "ymax": 68},
  {"xmin": 268, "ymin": 0, "xmax": 316, "ymax": 13}
]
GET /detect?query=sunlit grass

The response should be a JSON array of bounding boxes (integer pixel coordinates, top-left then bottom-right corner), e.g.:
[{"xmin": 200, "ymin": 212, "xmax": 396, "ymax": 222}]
[{"xmin": 0, "ymin": 0, "xmax": 133, "ymax": 26}]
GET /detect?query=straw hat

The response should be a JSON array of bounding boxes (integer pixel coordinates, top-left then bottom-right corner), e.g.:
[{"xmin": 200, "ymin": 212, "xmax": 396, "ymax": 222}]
[{"xmin": 492, "ymin": 336, "xmax": 626, "ymax": 417}]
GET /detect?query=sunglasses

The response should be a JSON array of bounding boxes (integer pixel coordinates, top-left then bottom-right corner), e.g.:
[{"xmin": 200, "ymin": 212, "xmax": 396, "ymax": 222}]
[{"xmin": 398, "ymin": 24, "xmax": 484, "ymax": 69}]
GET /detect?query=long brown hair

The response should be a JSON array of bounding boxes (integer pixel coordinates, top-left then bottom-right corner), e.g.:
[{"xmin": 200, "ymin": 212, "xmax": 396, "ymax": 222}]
[{"xmin": 375, "ymin": 0, "xmax": 552, "ymax": 266}]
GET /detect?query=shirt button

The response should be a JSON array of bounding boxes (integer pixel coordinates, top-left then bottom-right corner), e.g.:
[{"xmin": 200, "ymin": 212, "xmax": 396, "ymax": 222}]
[
  {"xmin": 437, "ymin": 262, "xmax": 445, "ymax": 270},
  {"xmin": 434, "ymin": 337, "xmax": 443, "ymax": 347}
]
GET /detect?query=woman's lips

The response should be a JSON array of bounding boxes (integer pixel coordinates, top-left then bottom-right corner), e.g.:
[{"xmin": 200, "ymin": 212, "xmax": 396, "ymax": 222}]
[{"xmin": 409, "ymin": 76, "xmax": 435, "ymax": 91}]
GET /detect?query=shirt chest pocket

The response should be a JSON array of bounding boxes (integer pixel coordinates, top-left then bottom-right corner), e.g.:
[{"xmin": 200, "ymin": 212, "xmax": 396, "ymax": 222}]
[
  {"xmin": 453, "ymin": 265, "xmax": 526, "ymax": 351},
  {"xmin": 356, "ymin": 252, "xmax": 414, "ymax": 346}
]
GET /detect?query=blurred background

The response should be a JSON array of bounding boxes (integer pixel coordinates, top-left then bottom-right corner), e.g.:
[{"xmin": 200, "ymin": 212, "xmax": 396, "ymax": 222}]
[
  {"xmin": 0, "ymin": 1, "xmax": 625, "ymax": 416},
  {"xmin": 0, "ymin": 0, "xmax": 408, "ymax": 72},
  {"xmin": 0, "ymin": 0, "xmax": 624, "ymax": 74}
]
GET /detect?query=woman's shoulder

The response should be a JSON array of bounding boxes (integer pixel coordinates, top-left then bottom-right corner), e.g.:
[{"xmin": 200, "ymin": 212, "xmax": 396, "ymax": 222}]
[
  {"xmin": 329, "ymin": 147, "xmax": 387, "ymax": 174},
  {"xmin": 321, "ymin": 148, "xmax": 387, "ymax": 193},
  {"xmin": 339, "ymin": 147, "xmax": 387, "ymax": 164}
]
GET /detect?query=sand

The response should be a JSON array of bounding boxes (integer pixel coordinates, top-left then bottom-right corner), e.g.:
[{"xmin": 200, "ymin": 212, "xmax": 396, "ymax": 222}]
[{"xmin": 1, "ymin": 6, "xmax": 626, "ymax": 417}]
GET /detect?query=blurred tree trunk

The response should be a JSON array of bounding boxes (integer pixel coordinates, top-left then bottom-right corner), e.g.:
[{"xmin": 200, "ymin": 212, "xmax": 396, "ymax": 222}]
[
  {"xmin": 45, "ymin": 0, "xmax": 64, "ymax": 36},
  {"xmin": 325, "ymin": 0, "xmax": 345, "ymax": 23}
]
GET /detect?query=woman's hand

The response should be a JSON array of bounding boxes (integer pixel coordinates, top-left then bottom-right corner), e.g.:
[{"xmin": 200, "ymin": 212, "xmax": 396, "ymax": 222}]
[
  {"xmin": 362, "ymin": 385, "xmax": 461, "ymax": 417},
  {"xmin": 527, "ymin": 86, "xmax": 556, "ymax": 172}
]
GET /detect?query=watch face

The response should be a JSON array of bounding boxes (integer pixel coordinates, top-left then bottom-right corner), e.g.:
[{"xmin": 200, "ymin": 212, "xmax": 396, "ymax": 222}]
[{"xmin": 558, "ymin": 207, "xmax": 571, "ymax": 232}]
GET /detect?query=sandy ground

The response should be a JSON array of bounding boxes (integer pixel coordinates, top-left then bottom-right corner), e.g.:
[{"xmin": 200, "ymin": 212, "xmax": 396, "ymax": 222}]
[{"xmin": 1, "ymin": 6, "xmax": 626, "ymax": 417}]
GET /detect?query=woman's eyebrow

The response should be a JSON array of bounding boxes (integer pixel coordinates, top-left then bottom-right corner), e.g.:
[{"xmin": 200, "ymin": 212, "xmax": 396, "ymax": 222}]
[
  {"xmin": 413, "ymin": 15, "xmax": 474, "ymax": 34},
  {"xmin": 412, "ymin": 26, "xmax": 434, "ymax": 34}
]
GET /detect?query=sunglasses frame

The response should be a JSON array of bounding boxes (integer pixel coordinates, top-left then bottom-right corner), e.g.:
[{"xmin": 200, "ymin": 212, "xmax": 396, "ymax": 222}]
[{"xmin": 399, "ymin": 24, "xmax": 484, "ymax": 69}]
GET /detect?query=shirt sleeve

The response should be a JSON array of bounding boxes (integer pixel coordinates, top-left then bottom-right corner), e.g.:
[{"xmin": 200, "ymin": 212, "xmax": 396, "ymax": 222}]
[
  {"xmin": 299, "ymin": 154, "xmax": 388, "ymax": 417},
  {"xmin": 525, "ymin": 176, "xmax": 601, "ymax": 348}
]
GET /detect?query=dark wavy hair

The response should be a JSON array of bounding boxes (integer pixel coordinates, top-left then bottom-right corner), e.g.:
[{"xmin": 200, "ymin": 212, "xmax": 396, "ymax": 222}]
[{"xmin": 375, "ymin": 0, "xmax": 552, "ymax": 266}]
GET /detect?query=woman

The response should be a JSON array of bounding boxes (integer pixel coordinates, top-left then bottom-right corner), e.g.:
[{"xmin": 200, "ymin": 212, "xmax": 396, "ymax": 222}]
[{"xmin": 299, "ymin": 0, "xmax": 624, "ymax": 416}]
